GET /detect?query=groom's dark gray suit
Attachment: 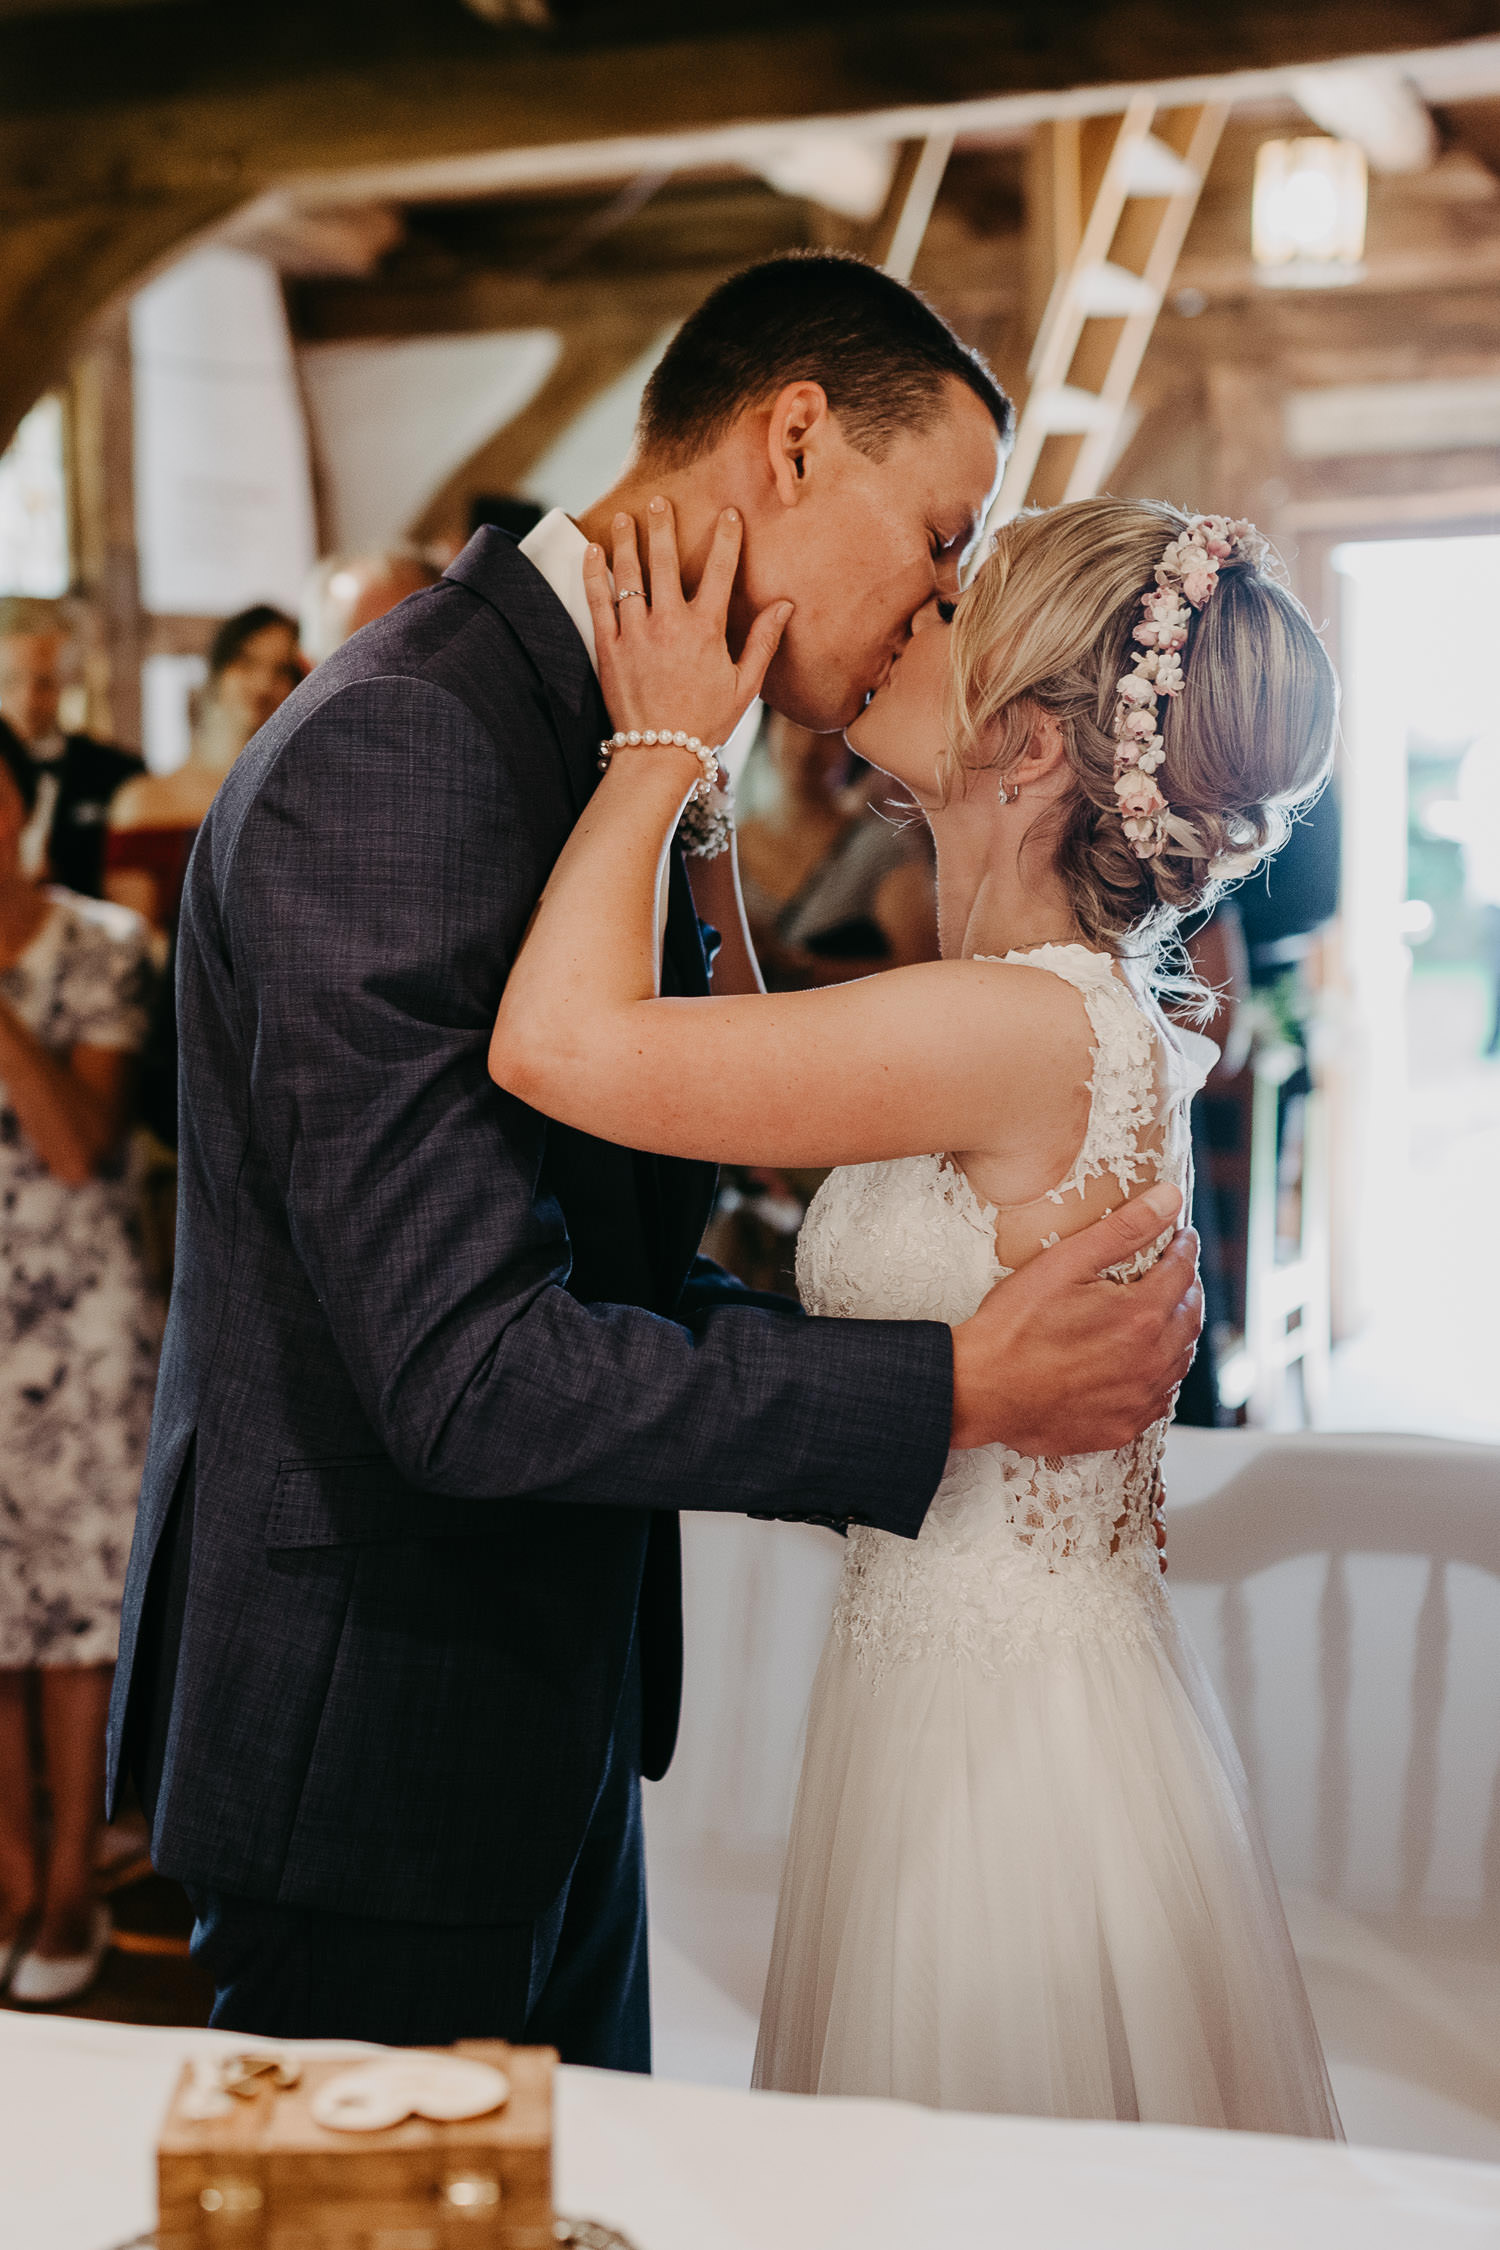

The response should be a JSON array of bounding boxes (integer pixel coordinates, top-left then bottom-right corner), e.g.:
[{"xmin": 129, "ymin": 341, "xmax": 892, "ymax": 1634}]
[{"xmin": 107, "ymin": 529, "xmax": 954, "ymax": 2056}]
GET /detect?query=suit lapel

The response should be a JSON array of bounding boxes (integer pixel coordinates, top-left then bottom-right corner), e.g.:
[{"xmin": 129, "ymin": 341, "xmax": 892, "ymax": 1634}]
[
  {"xmin": 448, "ymin": 527, "xmax": 718, "ymax": 1304},
  {"xmin": 444, "ymin": 528, "xmax": 602, "ymax": 814}
]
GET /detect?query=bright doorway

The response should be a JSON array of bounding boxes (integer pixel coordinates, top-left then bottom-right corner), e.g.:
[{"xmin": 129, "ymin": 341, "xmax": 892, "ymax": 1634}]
[{"xmin": 1323, "ymin": 533, "xmax": 1500, "ymax": 1443}]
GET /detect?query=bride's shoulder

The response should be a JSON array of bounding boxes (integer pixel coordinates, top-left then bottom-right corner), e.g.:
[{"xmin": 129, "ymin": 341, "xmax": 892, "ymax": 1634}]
[
  {"xmin": 940, "ymin": 946, "xmax": 1106, "ymax": 1053},
  {"xmin": 906, "ymin": 950, "xmax": 1101, "ymax": 1111}
]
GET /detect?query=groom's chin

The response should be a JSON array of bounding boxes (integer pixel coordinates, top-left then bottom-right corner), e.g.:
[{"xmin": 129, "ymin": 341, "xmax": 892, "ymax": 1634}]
[
  {"xmin": 763, "ymin": 676, "xmax": 869, "ymax": 737},
  {"xmin": 757, "ymin": 640, "xmax": 870, "ymax": 735}
]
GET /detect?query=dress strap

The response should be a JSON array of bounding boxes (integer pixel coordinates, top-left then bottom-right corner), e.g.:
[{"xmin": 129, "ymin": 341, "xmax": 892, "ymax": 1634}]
[{"xmin": 974, "ymin": 942, "xmax": 1159, "ymax": 1205}]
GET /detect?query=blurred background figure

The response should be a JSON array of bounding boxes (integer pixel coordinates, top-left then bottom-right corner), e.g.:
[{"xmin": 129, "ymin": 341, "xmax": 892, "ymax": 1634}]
[
  {"xmin": 0, "ymin": 728, "xmax": 158, "ymax": 2007},
  {"xmin": 300, "ymin": 546, "xmax": 441, "ymax": 667},
  {"xmin": 104, "ymin": 605, "xmax": 302, "ymax": 938},
  {"xmin": 736, "ymin": 712, "xmax": 938, "ymax": 990},
  {"xmin": 1172, "ymin": 901, "xmax": 1252, "ymax": 1428},
  {"xmin": 1458, "ymin": 731, "xmax": 1500, "ymax": 1058},
  {"xmin": 0, "ymin": 598, "xmax": 142, "ymax": 900}
]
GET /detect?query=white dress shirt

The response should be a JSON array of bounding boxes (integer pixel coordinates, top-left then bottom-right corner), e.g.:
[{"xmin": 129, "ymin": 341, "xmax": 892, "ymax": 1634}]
[
  {"xmin": 15, "ymin": 733, "xmax": 64, "ymax": 882},
  {"xmin": 518, "ymin": 507, "xmax": 599, "ymax": 672},
  {"xmin": 516, "ymin": 505, "xmax": 760, "ymax": 779}
]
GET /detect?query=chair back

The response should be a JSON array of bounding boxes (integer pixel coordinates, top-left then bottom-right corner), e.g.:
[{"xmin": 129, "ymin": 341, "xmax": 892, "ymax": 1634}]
[
  {"xmin": 1167, "ymin": 1431, "xmax": 1500, "ymax": 1924},
  {"xmin": 1166, "ymin": 1429, "xmax": 1500, "ymax": 2136}
]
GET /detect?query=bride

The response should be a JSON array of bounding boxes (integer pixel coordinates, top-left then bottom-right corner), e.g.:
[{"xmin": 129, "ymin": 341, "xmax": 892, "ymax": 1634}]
[{"xmin": 490, "ymin": 491, "xmax": 1340, "ymax": 2136}]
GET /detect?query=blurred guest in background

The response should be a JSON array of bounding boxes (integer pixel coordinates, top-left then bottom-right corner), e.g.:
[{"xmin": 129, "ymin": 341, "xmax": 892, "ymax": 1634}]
[
  {"xmin": 0, "ymin": 597, "xmax": 142, "ymax": 900},
  {"xmin": 0, "ymin": 727, "xmax": 158, "ymax": 2005},
  {"xmin": 300, "ymin": 546, "xmax": 442, "ymax": 668},
  {"xmin": 105, "ymin": 605, "xmax": 302, "ymax": 937},
  {"xmin": 736, "ymin": 712, "xmax": 938, "ymax": 989},
  {"xmin": 1172, "ymin": 901, "xmax": 1252, "ymax": 1429}
]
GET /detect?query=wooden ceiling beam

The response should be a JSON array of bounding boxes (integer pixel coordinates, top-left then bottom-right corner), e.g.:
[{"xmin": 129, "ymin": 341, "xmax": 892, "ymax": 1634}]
[
  {"xmin": 0, "ymin": 5, "xmax": 1497, "ymax": 448},
  {"xmin": 4, "ymin": 9, "xmax": 1499, "ymax": 219},
  {"xmin": 289, "ymin": 264, "xmax": 733, "ymax": 347}
]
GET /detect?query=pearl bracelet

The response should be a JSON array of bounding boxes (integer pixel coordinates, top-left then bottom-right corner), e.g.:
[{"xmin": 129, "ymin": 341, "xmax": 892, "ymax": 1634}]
[{"xmin": 599, "ymin": 728, "xmax": 720, "ymax": 803}]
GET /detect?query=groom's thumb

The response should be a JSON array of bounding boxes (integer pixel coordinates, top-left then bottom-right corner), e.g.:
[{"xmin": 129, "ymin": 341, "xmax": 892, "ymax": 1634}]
[
  {"xmin": 1045, "ymin": 1182, "xmax": 1183, "ymax": 1283},
  {"xmin": 740, "ymin": 601, "xmax": 794, "ymax": 698}
]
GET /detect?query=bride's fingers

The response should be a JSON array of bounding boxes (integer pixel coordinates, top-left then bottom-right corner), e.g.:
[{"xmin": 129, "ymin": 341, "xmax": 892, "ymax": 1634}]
[
  {"xmin": 735, "ymin": 599, "xmax": 795, "ymax": 704},
  {"xmin": 610, "ymin": 512, "xmax": 645, "ymax": 610},
  {"xmin": 693, "ymin": 507, "xmax": 742, "ymax": 625},
  {"xmin": 644, "ymin": 495, "xmax": 686, "ymax": 611},
  {"xmin": 583, "ymin": 542, "xmax": 619, "ymax": 650}
]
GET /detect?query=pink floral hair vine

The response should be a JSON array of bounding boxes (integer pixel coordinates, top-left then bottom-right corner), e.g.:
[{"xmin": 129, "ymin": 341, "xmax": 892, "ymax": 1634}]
[{"xmin": 1110, "ymin": 514, "xmax": 1256, "ymax": 862}]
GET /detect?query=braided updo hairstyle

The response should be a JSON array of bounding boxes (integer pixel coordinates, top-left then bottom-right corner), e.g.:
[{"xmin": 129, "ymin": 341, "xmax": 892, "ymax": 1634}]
[{"xmin": 945, "ymin": 497, "xmax": 1337, "ymax": 957}]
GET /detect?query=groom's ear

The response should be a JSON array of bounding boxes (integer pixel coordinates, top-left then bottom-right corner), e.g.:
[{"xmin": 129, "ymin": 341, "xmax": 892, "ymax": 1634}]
[{"xmin": 766, "ymin": 382, "xmax": 832, "ymax": 508}]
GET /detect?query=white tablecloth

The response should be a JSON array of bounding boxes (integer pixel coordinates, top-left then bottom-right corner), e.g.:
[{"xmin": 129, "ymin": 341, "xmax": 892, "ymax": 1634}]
[{"xmin": 5, "ymin": 2011, "xmax": 1500, "ymax": 2250}]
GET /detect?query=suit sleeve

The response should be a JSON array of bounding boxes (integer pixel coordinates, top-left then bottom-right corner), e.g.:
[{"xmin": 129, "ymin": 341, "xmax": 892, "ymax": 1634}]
[
  {"xmin": 675, "ymin": 1253, "xmax": 803, "ymax": 1322},
  {"xmin": 222, "ymin": 675, "xmax": 951, "ymax": 1534}
]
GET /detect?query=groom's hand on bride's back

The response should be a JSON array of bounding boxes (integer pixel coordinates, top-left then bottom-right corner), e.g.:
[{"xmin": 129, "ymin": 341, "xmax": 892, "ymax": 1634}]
[{"xmin": 949, "ymin": 1182, "xmax": 1201, "ymax": 1455}]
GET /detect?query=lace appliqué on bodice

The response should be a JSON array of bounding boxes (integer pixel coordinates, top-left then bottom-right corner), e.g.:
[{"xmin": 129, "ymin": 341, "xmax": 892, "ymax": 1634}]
[{"xmin": 796, "ymin": 943, "xmax": 1201, "ymax": 1680}]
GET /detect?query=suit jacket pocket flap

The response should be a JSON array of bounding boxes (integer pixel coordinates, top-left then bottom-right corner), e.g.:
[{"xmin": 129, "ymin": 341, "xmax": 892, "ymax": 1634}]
[{"xmin": 267, "ymin": 1460, "xmax": 498, "ymax": 1549}]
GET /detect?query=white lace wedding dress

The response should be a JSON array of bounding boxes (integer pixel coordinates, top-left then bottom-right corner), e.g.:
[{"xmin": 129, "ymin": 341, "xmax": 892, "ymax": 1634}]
[{"xmin": 753, "ymin": 943, "xmax": 1339, "ymax": 2135}]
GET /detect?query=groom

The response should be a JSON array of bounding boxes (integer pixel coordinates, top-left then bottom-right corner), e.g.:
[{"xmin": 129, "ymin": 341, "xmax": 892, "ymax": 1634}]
[{"xmin": 109, "ymin": 253, "xmax": 1201, "ymax": 2061}]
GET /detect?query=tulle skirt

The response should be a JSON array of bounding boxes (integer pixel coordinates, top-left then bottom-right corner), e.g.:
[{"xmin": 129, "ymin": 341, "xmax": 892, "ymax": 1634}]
[{"xmin": 753, "ymin": 1601, "xmax": 1340, "ymax": 2136}]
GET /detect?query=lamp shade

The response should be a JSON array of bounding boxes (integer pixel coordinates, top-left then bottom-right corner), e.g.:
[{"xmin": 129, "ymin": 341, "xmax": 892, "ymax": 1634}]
[{"xmin": 1252, "ymin": 137, "xmax": 1367, "ymax": 288}]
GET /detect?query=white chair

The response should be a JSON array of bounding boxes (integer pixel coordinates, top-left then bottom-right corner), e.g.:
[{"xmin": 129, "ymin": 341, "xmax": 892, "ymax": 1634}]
[
  {"xmin": 648, "ymin": 1431, "xmax": 1500, "ymax": 2156},
  {"xmin": 1165, "ymin": 1427, "xmax": 1500, "ymax": 2159}
]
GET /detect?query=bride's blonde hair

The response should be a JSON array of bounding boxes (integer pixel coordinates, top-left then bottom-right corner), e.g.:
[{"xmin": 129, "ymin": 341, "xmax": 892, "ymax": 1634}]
[{"xmin": 946, "ymin": 497, "xmax": 1337, "ymax": 956}]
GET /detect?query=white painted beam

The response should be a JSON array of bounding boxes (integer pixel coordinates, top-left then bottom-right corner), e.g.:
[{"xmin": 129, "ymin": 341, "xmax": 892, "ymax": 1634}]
[
  {"xmin": 1074, "ymin": 260, "xmax": 1159, "ymax": 316},
  {"xmin": 1033, "ymin": 384, "xmax": 1118, "ymax": 435},
  {"xmin": 246, "ymin": 37, "xmax": 1500, "ymax": 218},
  {"xmin": 882, "ymin": 133, "xmax": 955, "ymax": 284},
  {"xmin": 1121, "ymin": 134, "xmax": 1200, "ymax": 198},
  {"xmin": 1290, "ymin": 63, "xmax": 1437, "ymax": 175}
]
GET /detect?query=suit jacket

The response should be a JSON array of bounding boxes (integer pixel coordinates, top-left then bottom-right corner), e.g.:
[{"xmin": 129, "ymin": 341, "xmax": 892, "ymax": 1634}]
[
  {"xmin": 107, "ymin": 531, "xmax": 954, "ymax": 1926},
  {"xmin": 38, "ymin": 731, "xmax": 144, "ymax": 897}
]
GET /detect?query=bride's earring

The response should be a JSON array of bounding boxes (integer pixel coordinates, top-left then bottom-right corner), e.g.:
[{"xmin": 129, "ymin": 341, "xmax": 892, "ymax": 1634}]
[{"xmin": 999, "ymin": 777, "xmax": 1021, "ymax": 803}]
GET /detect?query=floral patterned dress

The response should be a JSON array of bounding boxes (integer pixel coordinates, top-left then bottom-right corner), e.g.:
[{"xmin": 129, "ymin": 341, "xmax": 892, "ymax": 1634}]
[{"xmin": 0, "ymin": 892, "xmax": 161, "ymax": 1666}]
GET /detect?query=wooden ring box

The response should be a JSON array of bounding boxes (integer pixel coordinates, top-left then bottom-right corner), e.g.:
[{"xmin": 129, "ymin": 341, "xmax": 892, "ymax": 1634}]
[{"xmin": 157, "ymin": 2039, "xmax": 556, "ymax": 2250}]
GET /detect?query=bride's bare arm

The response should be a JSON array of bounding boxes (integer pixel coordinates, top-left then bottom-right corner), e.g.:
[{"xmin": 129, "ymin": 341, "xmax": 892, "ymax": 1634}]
[{"xmin": 491, "ymin": 499, "xmax": 1084, "ymax": 1170}]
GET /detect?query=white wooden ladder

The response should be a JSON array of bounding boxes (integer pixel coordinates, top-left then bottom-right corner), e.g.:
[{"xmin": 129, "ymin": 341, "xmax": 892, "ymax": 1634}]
[{"xmin": 994, "ymin": 96, "xmax": 1228, "ymax": 521}]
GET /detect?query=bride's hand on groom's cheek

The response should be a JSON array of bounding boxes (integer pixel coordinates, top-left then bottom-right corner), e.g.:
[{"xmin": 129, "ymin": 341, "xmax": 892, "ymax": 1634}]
[
  {"xmin": 949, "ymin": 1183, "xmax": 1203, "ymax": 1457},
  {"xmin": 583, "ymin": 500, "xmax": 792, "ymax": 751}
]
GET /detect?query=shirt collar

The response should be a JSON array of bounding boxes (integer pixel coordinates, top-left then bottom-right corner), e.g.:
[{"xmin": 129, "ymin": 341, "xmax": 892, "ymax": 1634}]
[
  {"xmin": 518, "ymin": 508, "xmax": 597, "ymax": 674},
  {"xmin": 516, "ymin": 505, "xmax": 762, "ymax": 781}
]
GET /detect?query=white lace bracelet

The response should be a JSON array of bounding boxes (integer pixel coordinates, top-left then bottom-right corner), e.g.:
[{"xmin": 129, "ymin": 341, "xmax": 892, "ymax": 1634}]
[
  {"xmin": 598, "ymin": 727, "xmax": 734, "ymax": 860},
  {"xmin": 676, "ymin": 779, "xmax": 734, "ymax": 860}
]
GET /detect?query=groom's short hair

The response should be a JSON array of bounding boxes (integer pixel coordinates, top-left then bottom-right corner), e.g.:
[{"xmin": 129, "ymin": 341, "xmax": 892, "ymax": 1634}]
[{"xmin": 637, "ymin": 252, "xmax": 1014, "ymax": 468}]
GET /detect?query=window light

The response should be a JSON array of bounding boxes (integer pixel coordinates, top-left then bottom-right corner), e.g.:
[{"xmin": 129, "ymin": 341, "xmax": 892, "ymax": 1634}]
[{"xmin": 1252, "ymin": 137, "xmax": 1367, "ymax": 288}]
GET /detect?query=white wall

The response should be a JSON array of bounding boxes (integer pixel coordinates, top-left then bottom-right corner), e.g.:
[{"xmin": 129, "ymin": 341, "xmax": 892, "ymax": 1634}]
[
  {"xmin": 131, "ymin": 247, "xmax": 318, "ymax": 618},
  {"xmin": 298, "ymin": 330, "xmax": 560, "ymax": 549},
  {"xmin": 0, "ymin": 396, "xmax": 69, "ymax": 598},
  {"xmin": 520, "ymin": 328, "xmax": 673, "ymax": 514}
]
